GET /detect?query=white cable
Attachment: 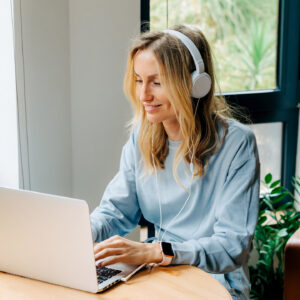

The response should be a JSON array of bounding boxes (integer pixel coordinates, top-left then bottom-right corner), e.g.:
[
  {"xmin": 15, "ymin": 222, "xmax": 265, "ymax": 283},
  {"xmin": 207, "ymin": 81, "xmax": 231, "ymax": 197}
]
[
  {"xmin": 159, "ymin": 169, "xmax": 193, "ymax": 242},
  {"xmin": 152, "ymin": 99, "xmax": 200, "ymax": 242},
  {"xmin": 152, "ymin": 153, "xmax": 163, "ymax": 240},
  {"xmin": 152, "ymin": 132, "xmax": 163, "ymax": 240}
]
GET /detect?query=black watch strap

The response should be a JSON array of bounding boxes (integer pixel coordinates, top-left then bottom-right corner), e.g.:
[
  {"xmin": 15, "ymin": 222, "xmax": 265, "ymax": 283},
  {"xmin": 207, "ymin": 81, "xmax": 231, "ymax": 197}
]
[{"xmin": 161, "ymin": 241, "xmax": 174, "ymax": 257}]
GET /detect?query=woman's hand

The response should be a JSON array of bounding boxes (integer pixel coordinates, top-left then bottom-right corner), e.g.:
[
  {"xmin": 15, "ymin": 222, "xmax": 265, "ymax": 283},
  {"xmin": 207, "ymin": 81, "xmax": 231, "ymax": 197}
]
[{"xmin": 93, "ymin": 235, "xmax": 162, "ymax": 267}]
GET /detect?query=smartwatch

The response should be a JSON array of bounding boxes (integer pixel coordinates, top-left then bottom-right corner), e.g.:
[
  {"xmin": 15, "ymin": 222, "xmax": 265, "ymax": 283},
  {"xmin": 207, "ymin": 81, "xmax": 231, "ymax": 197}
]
[{"xmin": 158, "ymin": 242, "xmax": 174, "ymax": 266}]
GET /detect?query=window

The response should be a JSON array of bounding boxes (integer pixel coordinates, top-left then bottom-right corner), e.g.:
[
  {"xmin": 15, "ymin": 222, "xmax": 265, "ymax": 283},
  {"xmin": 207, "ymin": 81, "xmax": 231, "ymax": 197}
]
[
  {"xmin": 248, "ymin": 122, "xmax": 283, "ymax": 193},
  {"xmin": 141, "ymin": 0, "xmax": 300, "ymax": 193},
  {"xmin": 150, "ymin": 0, "xmax": 279, "ymax": 93}
]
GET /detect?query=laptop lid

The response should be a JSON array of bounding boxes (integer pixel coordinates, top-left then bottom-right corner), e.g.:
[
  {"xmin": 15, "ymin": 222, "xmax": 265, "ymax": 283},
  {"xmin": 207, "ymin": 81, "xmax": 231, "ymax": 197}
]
[{"xmin": 0, "ymin": 187, "xmax": 99, "ymax": 293}]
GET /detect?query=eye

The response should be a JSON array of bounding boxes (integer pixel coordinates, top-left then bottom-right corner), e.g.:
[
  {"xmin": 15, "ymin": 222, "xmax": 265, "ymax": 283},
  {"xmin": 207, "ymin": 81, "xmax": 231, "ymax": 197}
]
[
  {"xmin": 153, "ymin": 82, "xmax": 161, "ymax": 86},
  {"xmin": 135, "ymin": 79, "xmax": 142, "ymax": 84}
]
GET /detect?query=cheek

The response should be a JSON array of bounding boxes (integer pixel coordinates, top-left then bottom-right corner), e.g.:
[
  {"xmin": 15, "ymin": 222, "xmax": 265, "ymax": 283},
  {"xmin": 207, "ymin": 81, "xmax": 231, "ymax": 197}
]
[
  {"xmin": 161, "ymin": 98, "xmax": 173, "ymax": 111},
  {"xmin": 157, "ymin": 92, "xmax": 170, "ymax": 106},
  {"xmin": 164, "ymin": 100, "xmax": 177, "ymax": 116}
]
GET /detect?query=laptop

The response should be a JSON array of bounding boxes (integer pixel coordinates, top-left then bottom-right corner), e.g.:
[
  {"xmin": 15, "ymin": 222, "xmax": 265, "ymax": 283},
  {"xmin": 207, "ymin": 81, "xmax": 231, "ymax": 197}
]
[{"xmin": 0, "ymin": 186, "xmax": 145, "ymax": 293}]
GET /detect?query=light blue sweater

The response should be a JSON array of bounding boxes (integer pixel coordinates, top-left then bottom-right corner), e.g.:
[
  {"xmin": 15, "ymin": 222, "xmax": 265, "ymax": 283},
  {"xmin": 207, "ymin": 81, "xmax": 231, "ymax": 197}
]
[{"xmin": 90, "ymin": 118, "xmax": 260, "ymax": 299}]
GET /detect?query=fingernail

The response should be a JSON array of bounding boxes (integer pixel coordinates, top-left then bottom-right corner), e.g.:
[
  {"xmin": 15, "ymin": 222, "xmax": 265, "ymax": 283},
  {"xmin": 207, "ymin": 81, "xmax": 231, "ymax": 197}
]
[{"xmin": 97, "ymin": 262, "xmax": 102, "ymax": 268}]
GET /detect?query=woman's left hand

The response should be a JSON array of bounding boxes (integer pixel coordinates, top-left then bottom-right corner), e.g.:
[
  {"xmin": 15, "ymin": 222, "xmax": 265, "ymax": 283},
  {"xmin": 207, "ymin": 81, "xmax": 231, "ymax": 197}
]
[{"xmin": 94, "ymin": 235, "xmax": 162, "ymax": 267}]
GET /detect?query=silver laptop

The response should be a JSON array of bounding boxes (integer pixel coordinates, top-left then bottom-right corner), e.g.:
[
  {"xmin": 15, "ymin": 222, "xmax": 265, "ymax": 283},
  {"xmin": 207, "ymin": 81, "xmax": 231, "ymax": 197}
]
[{"xmin": 0, "ymin": 186, "xmax": 145, "ymax": 293}]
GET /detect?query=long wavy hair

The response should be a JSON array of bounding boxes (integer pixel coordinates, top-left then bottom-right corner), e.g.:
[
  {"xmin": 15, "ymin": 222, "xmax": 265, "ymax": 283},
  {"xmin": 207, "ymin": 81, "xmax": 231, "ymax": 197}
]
[{"xmin": 123, "ymin": 24, "xmax": 235, "ymax": 187}]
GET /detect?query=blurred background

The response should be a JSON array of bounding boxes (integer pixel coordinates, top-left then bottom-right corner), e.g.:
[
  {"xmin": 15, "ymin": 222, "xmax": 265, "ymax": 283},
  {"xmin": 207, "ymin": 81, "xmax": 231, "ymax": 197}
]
[{"xmin": 0, "ymin": 0, "xmax": 299, "ymax": 241}]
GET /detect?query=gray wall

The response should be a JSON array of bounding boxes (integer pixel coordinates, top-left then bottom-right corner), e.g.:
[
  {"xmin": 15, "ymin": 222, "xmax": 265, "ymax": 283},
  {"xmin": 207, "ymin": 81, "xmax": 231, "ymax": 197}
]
[
  {"xmin": 15, "ymin": 0, "xmax": 140, "ymax": 215},
  {"xmin": 69, "ymin": 0, "xmax": 140, "ymax": 209},
  {"xmin": 15, "ymin": 0, "xmax": 72, "ymax": 196}
]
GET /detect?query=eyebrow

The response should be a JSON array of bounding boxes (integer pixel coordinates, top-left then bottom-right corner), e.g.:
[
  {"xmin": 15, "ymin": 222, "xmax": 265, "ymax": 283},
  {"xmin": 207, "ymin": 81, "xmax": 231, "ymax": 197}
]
[{"xmin": 134, "ymin": 71, "xmax": 159, "ymax": 79}]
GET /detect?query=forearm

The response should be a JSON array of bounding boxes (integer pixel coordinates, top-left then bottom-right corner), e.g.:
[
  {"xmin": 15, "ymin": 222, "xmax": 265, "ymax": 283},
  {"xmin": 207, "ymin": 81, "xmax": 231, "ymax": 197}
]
[
  {"xmin": 90, "ymin": 172, "xmax": 142, "ymax": 243},
  {"xmin": 90, "ymin": 214, "xmax": 114, "ymax": 242},
  {"xmin": 170, "ymin": 235, "xmax": 251, "ymax": 273}
]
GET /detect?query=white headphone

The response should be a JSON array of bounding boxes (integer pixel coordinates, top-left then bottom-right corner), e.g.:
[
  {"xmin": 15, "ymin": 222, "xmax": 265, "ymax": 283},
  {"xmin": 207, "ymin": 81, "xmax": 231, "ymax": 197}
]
[{"xmin": 163, "ymin": 29, "xmax": 212, "ymax": 99}]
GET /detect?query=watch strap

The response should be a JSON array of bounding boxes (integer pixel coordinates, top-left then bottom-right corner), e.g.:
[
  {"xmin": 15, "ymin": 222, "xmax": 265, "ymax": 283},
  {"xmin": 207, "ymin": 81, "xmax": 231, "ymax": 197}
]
[{"xmin": 157, "ymin": 242, "xmax": 173, "ymax": 266}]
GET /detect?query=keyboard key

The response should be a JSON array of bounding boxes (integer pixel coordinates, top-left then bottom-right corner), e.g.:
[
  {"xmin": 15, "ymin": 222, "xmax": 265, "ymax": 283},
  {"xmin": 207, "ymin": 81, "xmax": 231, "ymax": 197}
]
[{"xmin": 96, "ymin": 266, "xmax": 121, "ymax": 284}]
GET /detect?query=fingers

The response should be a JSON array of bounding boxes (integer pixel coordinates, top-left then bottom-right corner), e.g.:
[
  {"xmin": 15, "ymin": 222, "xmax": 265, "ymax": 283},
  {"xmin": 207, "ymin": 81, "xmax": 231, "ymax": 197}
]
[
  {"xmin": 95, "ymin": 248, "xmax": 123, "ymax": 261},
  {"xmin": 93, "ymin": 236, "xmax": 145, "ymax": 266},
  {"xmin": 94, "ymin": 235, "xmax": 126, "ymax": 254},
  {"xmin": 99, "ymin": 255, "xmax": 126, "ymax": 268},
  {"xmin": 94, "ymin": 236, "xmax": 128, "ymax": 265}
]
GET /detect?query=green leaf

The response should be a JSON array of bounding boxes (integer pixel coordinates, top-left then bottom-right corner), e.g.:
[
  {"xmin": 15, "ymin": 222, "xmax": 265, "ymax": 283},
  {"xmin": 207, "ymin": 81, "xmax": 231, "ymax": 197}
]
[
  {"xmin": 277, "ymin": 228, "xmax": 288, "ymax": 237},
  {"xmin": 271, "ymin": 186, "xmax": 283, "ymax": 194},
  {"xmin": 272, "ymin": 192, "xmax": 289, "ymax": 204},
  {"xmin": 270, "ymin": 179, "xmax": 281, "ymax": 188},
  {"xmin": 292, "ymin": 176, "xmax": 300, "ymax": 187},
  {"xmin": 276, "ymin": 202, "xmax": 293, "ymax": 211},
  {"xmin": 258, "ymin": 259, "xmax": 269, "ymax": 266},
  {"xmin": 265, "ymin": 173, "xmax": 272, "ymax": 184},
  {"xmin": 258, "ymin": 215, "xmax": 267, "ymax": 225},
  {"xmin": 251, "ymin": 173, "xmax": 299, "ymax": 297},
  {"xmin": 262, "ymin": 196, "xmax": 274, "ymax": 210}
]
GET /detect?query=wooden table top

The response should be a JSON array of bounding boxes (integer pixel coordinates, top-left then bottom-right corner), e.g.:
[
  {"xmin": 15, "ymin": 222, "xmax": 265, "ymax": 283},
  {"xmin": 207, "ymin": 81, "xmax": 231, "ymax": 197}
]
[{"xmin": 0, "ymin": 265, "xmax": 232, "ymax": 300}]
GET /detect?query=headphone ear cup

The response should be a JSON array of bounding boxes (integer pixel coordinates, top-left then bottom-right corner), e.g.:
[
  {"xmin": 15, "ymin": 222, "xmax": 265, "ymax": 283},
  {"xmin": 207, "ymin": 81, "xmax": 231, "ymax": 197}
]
[{"xmin": 191, "ymin": 71, "xmax": 212, "ymax": 99}]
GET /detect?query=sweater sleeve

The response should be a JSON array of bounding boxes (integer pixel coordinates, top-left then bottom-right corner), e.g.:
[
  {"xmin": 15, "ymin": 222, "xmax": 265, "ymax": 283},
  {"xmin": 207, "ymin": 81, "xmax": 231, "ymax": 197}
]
[
  {"xmin": 90, "ymin": 131, "xmax": 141, "ymax": 242},
  {"xmin": 170, "ymin": 129, "xmax": 260, "ymax": 273}
]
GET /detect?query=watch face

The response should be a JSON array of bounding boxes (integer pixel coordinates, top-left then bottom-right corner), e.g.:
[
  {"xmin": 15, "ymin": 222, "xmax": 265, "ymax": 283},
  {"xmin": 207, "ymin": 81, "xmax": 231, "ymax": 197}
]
[{"xmin": 161, "ymin": 242, "xmax": 174, "ymax": 256}]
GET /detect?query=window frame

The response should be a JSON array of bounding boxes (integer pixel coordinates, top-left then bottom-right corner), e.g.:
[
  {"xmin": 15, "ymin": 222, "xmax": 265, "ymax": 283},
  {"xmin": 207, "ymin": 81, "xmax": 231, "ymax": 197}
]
[{"xmin": 141, "ymin": 0, "xmax": 300, "ymax": 192}]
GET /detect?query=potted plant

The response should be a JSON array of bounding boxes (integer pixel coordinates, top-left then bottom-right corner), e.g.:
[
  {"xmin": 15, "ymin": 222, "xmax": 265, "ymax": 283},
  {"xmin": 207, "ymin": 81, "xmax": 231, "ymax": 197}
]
[{"xmin": 249, "ymin": 174, "xmax": 300, "ymax": 299}]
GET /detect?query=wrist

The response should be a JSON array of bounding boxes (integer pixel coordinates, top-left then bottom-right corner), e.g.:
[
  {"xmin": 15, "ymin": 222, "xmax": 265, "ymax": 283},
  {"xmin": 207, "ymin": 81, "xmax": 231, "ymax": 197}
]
[
  {"xmin": 144, "ymin": 242, "xmax": 163, "ymax": 264},
  {"xmin": 157, "ymin": 242, "xmax": 174, "ymax": 266}
]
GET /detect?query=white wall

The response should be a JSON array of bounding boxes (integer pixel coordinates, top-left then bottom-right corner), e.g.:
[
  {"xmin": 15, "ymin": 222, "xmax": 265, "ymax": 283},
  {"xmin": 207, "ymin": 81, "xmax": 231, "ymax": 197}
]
[
  {"xmin": 15, "ymin": 1, "xmax": 141, "ymax": 241},
  {"xmin": 15, "ymin": 0, "xmax": 72, "ymax": 196},
  {"xmin": 69, "ymin": 0, "xmax": 140, "ymax": 210},
  {"xmin": 0, "ymin": 0, "xmax": 19, "ymax": 188}
]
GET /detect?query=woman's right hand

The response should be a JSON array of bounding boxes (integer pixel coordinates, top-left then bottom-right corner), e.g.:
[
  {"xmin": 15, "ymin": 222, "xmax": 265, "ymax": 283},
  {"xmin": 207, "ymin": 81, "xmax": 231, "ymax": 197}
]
[{"xmin": 93, "ymin": 235, "xmax": 162, "ymax": 267}]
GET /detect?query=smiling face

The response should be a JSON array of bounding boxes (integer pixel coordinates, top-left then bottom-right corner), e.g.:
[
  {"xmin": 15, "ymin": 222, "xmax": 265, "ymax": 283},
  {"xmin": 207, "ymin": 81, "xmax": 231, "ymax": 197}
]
[{"xmin": 134, "ymin": 49, "xmax": 179, "ymax": 127}]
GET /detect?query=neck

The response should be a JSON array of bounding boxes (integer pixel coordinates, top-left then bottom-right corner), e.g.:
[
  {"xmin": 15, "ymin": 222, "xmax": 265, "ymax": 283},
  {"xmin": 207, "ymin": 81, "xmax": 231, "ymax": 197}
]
[{"xmin": 163, "ymin": 119, "xmax": 183, "ymax": 141}]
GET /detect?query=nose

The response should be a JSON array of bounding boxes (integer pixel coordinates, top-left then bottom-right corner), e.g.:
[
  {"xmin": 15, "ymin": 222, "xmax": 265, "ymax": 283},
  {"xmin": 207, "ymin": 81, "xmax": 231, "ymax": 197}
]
[{"xmin": 139, "ymin": 83, "xmax": 153, "ymax": 102}]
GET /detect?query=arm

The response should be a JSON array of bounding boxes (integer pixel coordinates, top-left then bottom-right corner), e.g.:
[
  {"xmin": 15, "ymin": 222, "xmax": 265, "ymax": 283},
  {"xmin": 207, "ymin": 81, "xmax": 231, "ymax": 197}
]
[
  {"xmin": 90, "ymin": 131, "xmax": 141, "ymax": 242},
  {"xmin": 91, "ymin": 129, "xmax": 164, "ymax": 266},
  {"xmin": 171, "ymin": 130, "xmax": 260, "ymax": 273}
]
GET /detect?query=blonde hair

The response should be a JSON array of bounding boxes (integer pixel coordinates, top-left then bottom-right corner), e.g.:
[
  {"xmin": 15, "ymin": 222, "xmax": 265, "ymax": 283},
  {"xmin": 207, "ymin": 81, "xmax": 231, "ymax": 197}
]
[{"xmin": 123, "ymin": 24, "xmax": 234, "ymax": 187}]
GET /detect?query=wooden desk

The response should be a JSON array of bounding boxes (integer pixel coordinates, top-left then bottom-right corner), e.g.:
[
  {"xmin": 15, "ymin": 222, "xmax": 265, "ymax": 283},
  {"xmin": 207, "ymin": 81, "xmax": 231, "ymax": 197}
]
[{"xmin": 0, "ymin": 265, "xmax": 232, "ymax": 300}]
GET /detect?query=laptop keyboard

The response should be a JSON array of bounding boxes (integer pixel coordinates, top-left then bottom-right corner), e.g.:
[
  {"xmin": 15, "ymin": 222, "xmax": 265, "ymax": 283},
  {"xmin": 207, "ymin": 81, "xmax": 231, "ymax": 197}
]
[{"xmin": 96, "ymin": 266, "xmax": 122, "ymax": 284}]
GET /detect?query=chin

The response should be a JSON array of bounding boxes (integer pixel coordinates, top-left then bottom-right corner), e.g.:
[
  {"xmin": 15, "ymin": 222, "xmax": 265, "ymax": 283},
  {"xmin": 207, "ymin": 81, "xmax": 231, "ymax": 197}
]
[{"xmin": 146, "ymin": 115, "xmax": 164, "ymax": 123}]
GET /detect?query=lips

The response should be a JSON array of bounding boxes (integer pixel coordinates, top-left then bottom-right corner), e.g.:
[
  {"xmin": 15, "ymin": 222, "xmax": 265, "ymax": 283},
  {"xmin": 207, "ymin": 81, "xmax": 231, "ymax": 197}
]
[{"xmin": 144, "ymin": 104, "xmax": 162, "ymax": 112}]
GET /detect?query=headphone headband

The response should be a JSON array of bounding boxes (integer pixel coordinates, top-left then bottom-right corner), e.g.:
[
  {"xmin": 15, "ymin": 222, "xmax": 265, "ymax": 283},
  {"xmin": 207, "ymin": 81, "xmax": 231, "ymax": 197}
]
[
  {"xmin": 162, "ymin": 29, "xmax": 212, "ymax": 99},
  {"xmin": 163, "ymin": 29, "xmax": 205, "ymax": 73}
]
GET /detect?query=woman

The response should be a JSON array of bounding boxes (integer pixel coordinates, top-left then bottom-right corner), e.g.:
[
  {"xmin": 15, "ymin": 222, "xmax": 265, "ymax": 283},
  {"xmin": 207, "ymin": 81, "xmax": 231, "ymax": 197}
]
[{"xmin": 91, "ymin": 24, "xmax": 260, "ymax": 299}]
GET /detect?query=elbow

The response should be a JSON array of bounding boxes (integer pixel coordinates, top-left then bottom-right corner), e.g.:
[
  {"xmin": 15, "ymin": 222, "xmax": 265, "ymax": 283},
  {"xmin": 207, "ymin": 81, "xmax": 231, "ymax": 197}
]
[
  {"xmin": 201, "ymin": 238, "xmax": 250, "ymax": 274},
  {"xmin": 203, "ymin": 252, "xmax": 246, "ymax": 274},
  {"xmin": 221, "ymin": 241, "xmax": 251, "ymax": 273}
]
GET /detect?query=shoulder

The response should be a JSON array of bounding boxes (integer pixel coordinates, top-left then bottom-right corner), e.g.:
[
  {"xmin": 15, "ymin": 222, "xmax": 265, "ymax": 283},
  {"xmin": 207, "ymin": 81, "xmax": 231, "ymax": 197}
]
[
  {"xmin": 224, "ymin": 119, "xmax": 257, "ymax": 151},
  {"xmin": 217, "ymin": 118, "xmax": 259, "ymax": 168}
]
